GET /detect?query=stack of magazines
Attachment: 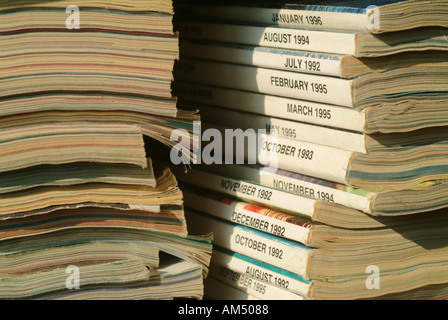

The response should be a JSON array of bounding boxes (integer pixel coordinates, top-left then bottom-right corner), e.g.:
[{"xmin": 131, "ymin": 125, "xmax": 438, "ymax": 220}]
[{"xmin": 172, "ymin": 0, "xmax": 448, "ymax": 300}]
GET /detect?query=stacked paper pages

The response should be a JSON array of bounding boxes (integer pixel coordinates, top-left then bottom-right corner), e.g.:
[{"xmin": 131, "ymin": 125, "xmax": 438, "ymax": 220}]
[{"xmin": 0, "ymin": 0, "xmax": 211, "ymax": 299}]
